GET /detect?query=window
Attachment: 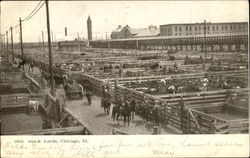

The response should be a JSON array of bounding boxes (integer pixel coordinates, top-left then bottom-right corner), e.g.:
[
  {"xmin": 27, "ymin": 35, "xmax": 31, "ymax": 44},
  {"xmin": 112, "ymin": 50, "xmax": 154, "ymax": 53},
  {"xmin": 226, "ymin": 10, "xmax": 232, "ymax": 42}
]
[
  {"xmin": 179, "ymin": 33, "xmax": 182, "ymax": 36},
  {"xmin": 207, "ymin": 26, "xmax": 210, "ymax": 31},
  {"xmin": 195, "ymin": 26, "xmax": 197, "ymax": 31},
  {"xmin": 216, "ymin": 26, "xmax": 218, "ymax": 30},
  {"xmin": 186, "ymin": 33, "xmax": 188, "ymax": 35},
  {"xmin": 175, "ymin": 27, "xmax": 177, "ymax": 32},
  {"xmin": 190, "ymin": 26, "xmax": 192, "ymax": 31},
  {"xmin": 213, "ymin": 26, "xmax": 215, "ymax": 31},
  {"xmin": 199, "ymin": 26, "xmax": 201, "ymax": 31},
  {"xmin": 242, "ymin": 25, "xmax": 244, "ymax": 29},
  {"xmin": 175, "ymin": 33, "xmax": 178, "ymax": 36},
  {"xmin": 239, "ymin": 25, "xmax": 241, "ymax": 30},
  {"xmin": 179, "ymin": 27, "xmax": 182, "ymax": 31},
  {"xmin": 234, "ymin": 25, "xmax": 236, "ymax": 30},
  {"xmin": 230, "ymin": 25, "xmax": 232, "ymax": 30},
  {"xmin": 222, "ymin": 26, "xmax": 224, "ymax": 30},
  {"xmin": 186, "ymin": 26, "xmax": 188, "ymax": 31},
  {"xmin": 225, "ymin": 26, "xmax": 227, "ymax": 30}
]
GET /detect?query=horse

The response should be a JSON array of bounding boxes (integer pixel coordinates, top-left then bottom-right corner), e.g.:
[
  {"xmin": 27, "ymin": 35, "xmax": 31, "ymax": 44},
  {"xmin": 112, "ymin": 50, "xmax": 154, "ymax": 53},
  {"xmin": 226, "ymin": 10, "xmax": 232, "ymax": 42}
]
[
  {"xmin": 141, "ymin": 102, "xmax": 150, "ymax": 124},
  {"xmin": 18, "ymin": 59, "xmax": 26, "ymax": 69},
  {"xmin": 111, "ymin": 104, "xmax": 120, "ymax": 125},
  {"xmin": 103, "ymin": 98, "xmax": 111, "ymax": 115},
  {"xmin": 120, "ymin": 100, "xmax": 131, "ymax": 126},
  {"xmin": 129, "ymin": 98, "xmax": 136, "ymax": 121},
  {"xmin": 152, "ymin": 105, "xmax": 163, "ymax": 126}
]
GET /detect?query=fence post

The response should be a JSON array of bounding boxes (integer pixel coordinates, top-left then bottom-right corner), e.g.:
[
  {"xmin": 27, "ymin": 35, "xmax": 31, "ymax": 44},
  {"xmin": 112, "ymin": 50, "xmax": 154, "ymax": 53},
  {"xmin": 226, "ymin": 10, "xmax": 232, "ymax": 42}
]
[
  {"xmin": 187, "ymin": 111, "xmax": 191, "ymax": 133},
  {"xmin": 114, "ymin": 79, "xmax": 118, "ymax": 102},
  {"xmin": 56, "ymin": 99, "xmax": 61, "ymax": 122}
]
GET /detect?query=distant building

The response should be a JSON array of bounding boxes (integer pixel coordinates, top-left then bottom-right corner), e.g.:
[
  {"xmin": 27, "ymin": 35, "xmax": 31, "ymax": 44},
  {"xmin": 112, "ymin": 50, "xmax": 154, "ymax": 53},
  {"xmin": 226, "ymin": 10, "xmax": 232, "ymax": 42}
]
[
  {"xmin": 58, "ymin": 40, "xmax": 88, "ymax": 52},
  {"xmin": 160, "ymin": 22, "xmax": 248, "ymax": 37},
  {"xmin": 87, "ymin": 16, "xmax": 92, "ymax": 40},
  {"xmin": 110, "ymin": 25, "xmax": 160, "ymax": 39}
]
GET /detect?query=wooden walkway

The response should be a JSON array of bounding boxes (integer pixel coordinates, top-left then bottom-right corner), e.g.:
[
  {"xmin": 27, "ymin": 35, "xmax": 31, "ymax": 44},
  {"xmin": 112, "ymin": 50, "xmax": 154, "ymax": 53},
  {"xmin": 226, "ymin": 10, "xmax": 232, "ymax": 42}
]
[{"xmin": 64, "ymin": 95, "xmax": 181, "ymax": 135}]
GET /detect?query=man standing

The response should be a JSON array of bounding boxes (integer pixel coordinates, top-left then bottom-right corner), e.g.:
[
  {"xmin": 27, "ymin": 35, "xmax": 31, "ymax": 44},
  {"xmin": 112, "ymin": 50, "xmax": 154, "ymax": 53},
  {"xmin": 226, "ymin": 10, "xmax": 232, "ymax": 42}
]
[
  {"xmin": 29, "ymin": 61, "xmax": 34, "ymax": 73},
  {"xmin": 86, "ymin": 89, "xmax": 92, "ymax": 106}
]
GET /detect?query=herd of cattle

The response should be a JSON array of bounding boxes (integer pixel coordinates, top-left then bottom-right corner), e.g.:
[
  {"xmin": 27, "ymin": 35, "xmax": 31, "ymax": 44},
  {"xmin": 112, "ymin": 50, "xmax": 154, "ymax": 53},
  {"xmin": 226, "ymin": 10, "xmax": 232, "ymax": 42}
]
[{"xmin": 123, "ymin": 76, "xmax": 245, "ymax": 95}]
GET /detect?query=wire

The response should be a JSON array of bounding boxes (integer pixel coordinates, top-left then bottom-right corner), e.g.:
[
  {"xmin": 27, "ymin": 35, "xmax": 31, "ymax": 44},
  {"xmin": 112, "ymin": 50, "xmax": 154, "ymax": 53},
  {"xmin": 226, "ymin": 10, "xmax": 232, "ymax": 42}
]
[
  {"xmin": 22, "ymin": 1, "xmax": 43, "ymax": 21},
  {"xmin": 7, "ymin": 1, "xmax": 43, "ymax": 32},
  {"xmin": 13, "ymin": 23, "xmax": 20, "ymax": 29},
  {"xmin": 22, "ymin": 1, "xmax": 45, "ymax": 22}
]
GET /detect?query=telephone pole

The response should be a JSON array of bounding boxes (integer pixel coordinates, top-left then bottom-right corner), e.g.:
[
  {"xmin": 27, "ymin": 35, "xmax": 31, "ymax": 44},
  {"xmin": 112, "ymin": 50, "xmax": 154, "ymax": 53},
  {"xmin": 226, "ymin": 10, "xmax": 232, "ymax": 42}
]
[
  {"xmin": 6, "ymin": 30, "xmax": 8, "ymax": 52},
  {"xmin": 10, "ymin": 26, "xmax": 14, "ymax": 62},
  {"xmin": 42, "ymin": 30, "xmax": 45, "ymax": 57},
  {"xmin": 45, "ymin": 0, "xmax": 55, "ymax": 96},
  {"xmin": 39, "ymin": 36, "xmax": 41, "ymax": 50},
  {"xmin": 19, "ymin": 18, "xmax": 24, "ymax": 66},
  {"xmin": 2, "ymin": 35, "xmax": 5, "ymax": 52}
]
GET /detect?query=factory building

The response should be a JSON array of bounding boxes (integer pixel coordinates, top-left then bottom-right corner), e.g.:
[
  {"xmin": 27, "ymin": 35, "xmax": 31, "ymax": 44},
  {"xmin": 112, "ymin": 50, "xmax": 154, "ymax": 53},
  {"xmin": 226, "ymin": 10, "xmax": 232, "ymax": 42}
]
[{"xmin": 160, "ymin": 22, "xmax": 248, "ymax": 37}]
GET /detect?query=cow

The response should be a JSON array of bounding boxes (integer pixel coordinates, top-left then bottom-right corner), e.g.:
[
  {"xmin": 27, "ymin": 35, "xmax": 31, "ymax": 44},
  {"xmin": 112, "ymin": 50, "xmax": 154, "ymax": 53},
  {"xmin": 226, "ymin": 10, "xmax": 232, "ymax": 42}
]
[{"xmin": 28, "ymin": 100, "xmax": 40, "ymax": 112}]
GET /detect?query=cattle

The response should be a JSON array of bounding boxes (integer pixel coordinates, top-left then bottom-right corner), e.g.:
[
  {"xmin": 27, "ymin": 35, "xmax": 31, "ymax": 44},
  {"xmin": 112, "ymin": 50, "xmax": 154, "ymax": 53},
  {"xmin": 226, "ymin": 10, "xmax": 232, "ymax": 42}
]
[{"xmin": 28, "ymin": 100, "xmax": 40, "ymax": 112}]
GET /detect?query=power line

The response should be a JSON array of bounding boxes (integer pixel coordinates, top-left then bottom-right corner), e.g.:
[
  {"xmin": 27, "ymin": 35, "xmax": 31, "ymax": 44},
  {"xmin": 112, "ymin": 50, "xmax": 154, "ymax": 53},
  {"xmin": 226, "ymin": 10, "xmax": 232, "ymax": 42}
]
[
  {"xmin": 6, "ymin": 1, "xmax": 43, "ymax": 32},
  {"xmin": 22, "ymin": 1, "xmax": 43, "ymax": 21},
  {"xmin": 22, "ymin": 1, "xmax": 45, "ymax": 22}
]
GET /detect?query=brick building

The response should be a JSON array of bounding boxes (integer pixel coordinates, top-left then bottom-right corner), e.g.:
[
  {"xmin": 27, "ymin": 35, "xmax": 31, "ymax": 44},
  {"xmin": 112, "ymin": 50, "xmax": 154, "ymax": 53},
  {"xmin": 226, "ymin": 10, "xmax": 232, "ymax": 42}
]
[{"xmin": 160, "ymin": 22, "xmax": 248, "ymax": 37}]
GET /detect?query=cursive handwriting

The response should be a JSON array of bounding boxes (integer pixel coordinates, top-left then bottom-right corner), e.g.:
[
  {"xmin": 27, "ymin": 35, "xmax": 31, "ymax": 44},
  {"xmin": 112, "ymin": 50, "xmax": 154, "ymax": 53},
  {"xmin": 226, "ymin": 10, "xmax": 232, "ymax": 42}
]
[{"xmin": 1, "ymin": 136, "xmax": 247, "ymax": 158}]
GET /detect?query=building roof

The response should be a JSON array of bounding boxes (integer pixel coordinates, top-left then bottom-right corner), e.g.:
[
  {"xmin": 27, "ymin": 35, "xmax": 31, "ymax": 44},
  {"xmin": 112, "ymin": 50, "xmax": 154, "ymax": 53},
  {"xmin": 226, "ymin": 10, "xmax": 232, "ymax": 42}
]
[
  {"xmin": 112, "ymin": 25, "xmax": 123, "ymax": 33},
  {"xmin": 93, "ymin": 32, "xmax": 247, "ymax": 42},
  {"xmin": 129, "ymin": 27, "xmax": 160, "ymax": 37},
  {"xmin": 160, "ymin": 22, "xmax": 248, "ymax": 27}
]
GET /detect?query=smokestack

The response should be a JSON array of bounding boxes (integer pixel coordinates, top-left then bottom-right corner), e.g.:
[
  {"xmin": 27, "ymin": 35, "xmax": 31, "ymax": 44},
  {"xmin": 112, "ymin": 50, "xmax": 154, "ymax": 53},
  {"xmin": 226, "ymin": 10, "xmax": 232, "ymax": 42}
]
[{"xmin": 65, "ymin": 27, "xmax": 67, "ymax": 36}]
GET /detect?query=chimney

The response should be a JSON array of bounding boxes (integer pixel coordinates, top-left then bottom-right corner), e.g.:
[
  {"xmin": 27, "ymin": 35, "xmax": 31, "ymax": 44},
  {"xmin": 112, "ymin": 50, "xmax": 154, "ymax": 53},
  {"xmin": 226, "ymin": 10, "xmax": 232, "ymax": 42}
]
[{"xmin": 65, "ymin": 27, "xmax": 67, "ymax": 36}]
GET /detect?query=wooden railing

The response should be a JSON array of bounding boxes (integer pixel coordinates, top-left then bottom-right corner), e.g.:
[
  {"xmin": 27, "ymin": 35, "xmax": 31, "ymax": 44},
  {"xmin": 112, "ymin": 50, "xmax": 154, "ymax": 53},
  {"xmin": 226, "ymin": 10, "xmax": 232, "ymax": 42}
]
[
  {"xmin": 2, "ymin": 126, "xmax": 85, "ymax": 135},
  {"xmin": 182, "ymin": 107, "xmax": 229, "ymax": 134}
]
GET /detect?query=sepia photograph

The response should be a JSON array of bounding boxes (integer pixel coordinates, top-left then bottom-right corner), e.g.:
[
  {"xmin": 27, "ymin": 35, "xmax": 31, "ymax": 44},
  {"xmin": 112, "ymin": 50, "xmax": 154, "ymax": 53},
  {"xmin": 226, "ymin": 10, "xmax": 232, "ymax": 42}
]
[{"xmin": 0, "ymin": 0, "xmax": 249, "ymax": 157}]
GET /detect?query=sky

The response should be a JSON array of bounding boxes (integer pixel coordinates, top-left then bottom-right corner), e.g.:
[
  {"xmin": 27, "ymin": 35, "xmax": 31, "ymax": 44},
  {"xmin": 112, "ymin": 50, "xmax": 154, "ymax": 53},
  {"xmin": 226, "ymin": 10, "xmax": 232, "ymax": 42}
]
[{"xmin": 1, "ymin": 0, "xmax": 249, "ymax": 43}]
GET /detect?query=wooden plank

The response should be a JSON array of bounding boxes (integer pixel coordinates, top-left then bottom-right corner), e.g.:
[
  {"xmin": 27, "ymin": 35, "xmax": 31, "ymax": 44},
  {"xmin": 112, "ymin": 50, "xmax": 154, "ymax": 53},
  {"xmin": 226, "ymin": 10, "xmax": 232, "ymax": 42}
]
[{"xmin": 3, "ymin": 126, "xmax": 84, "ymax": 135}]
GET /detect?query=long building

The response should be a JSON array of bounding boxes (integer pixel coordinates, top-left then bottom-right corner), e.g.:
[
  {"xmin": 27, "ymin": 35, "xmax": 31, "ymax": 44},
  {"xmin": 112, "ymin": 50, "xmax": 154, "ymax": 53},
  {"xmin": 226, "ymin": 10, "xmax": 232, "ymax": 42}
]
[
  {"xmin": 109, "ymin": 22, "xmax": 248, "ymax": 40},
  {"xmin": 160, "ymin": 22, "xmax": 248, "ymax": 37}
]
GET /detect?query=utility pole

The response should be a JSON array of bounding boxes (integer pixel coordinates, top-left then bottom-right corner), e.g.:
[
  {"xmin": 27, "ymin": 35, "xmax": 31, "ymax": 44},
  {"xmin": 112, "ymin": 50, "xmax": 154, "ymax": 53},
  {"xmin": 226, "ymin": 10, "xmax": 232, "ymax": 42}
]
[
  {"xmin": 6, "ymin": 31, "xmax": 9, "ymax": 53},
  {"xmin": 42, "ymin": 30, "xmax": 45, "ymax": 57},
  {"xmin": 2, "ymin": 35, "xmax": 5, "ymax": 52},
  {"xmin": 19, "ymin": 17, "xmax": 24, "ymax": 66},
  {"xmin": 10, "ymin": 26, "xmax": 14, "ymax": 62},
  {"xmin": 39, "ymin": 36, "xmax": 41, "ymax": 50},
  {"xmin": 204, "ymin": 20, "xmax": 207, "ymax": 61},
  {"xmin": 45, "ymin": 0, "xmax": 55, "ymax": 96}
]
